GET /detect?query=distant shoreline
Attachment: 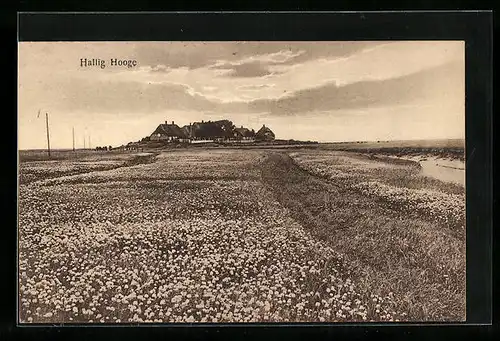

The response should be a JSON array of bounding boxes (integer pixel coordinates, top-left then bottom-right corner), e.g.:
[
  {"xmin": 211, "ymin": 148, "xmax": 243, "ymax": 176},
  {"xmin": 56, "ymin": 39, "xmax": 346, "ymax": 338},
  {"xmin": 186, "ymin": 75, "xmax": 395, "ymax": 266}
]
[{"xmin": 19, "ymin": 138, "xmax": 465, "ymax": 153}]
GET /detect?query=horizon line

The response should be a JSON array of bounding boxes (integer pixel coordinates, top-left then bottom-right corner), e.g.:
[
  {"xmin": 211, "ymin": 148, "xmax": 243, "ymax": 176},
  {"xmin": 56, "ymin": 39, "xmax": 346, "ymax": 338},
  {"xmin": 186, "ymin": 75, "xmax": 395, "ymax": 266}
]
[{"xmin": 18, "ymin": 137, "xmax": 465, "ymax": 151}]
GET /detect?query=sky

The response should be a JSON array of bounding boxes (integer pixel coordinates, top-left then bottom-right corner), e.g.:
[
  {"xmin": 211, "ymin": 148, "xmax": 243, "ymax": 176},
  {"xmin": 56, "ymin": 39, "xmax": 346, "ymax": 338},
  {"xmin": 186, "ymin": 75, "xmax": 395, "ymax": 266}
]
[{"xmin": 18, "ymin": 41, "xmax": 464, "ymax": 150}]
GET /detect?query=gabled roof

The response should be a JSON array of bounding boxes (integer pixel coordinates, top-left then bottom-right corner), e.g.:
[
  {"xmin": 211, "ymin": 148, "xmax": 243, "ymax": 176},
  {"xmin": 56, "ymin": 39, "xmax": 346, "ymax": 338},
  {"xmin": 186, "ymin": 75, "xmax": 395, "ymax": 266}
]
[
  {"xmin": 234, "ymin": 127, "xmax": 249, "ymax": 136},
  {"xmin": 234, "ymin": 127, "xmax": 255, "ymax": 137},
  {"xmin": 151, "ymin": 123, "xmax": 187, "ymax": 138},
  {"xmin": 256, "ymin": 125, "xmax": 275, "ymax": 138}
]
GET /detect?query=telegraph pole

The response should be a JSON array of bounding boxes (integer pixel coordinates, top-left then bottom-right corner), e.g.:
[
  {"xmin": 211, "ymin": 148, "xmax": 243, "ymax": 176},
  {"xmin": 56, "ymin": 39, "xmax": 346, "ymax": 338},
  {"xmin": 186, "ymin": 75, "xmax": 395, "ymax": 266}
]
[
  {"xmin": 45, "ymin": 112, "xmax": 51, "ymax": 158},
  {"xmin": 72, "ymin": 127, "xmax": 75, "ymax": 152}
]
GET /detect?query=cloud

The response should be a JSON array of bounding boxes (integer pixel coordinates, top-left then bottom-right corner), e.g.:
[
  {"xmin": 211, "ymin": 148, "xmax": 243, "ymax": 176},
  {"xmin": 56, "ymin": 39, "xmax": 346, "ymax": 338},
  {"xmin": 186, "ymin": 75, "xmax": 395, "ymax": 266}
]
[
  {"xmin": 123, "ymin": 41, "xmax": 464, "ymax": 103},
  {"xmin": 45, "ymin": 42, "xmax": 462, "ymax": 115},
  {"xmin": 237, "ymin": 84, "xmax": 274, "ymax": 91},
  {"xmin": 207, "ymin": 50, "xmax": 303, "ymax": 78},
  {"xmin": 132, "ymin": 42, "xmax": 379, "ymax": 71},
  {"xmin": 150, "ymin": 64, "xmax": 171, "ymax": 73},
  {"xmin": 211, "ymin": 61, "xmax": 279, "ymax": 78},
  {"xmin": 35, "ymin": 77, "xmax": 223, "ymax": 115},
  {"xmin": 228, "ymin": 49, "xmax": 306, "ymax": 65},
  {"xmin": 267, "ymin": 41, "xmax": 464, "ymax": 89},
  {"xmin": 18, "ymin": 41, "xmax": 465, "ymax": 148},
  {"xmin": 133, "ymin": 43, "xmax": 309, "ymax": 70},
  {"xmin": 145, "ymin": 49, "xmax": 303, "ymax": 79},
  {"xmin": 247, "ymin": 60, "xmax": 464, "ymax": 116}
]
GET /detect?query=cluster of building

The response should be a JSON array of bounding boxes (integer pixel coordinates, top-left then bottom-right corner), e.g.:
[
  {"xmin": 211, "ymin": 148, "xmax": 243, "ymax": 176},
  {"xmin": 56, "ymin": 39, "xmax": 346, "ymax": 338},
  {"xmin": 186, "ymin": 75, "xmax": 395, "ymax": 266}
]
[{"xmin": 147, "ymin": 119, "xmax": 275, "ymax": 143}]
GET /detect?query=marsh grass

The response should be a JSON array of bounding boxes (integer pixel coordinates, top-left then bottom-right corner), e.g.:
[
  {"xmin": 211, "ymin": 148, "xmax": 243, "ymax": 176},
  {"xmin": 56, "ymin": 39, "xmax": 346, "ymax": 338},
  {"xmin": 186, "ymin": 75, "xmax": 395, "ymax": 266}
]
[
  {"xmin": 21, "ymin": 150, "xmax": 399, "ymax": 323},
  {"xmin": 19, "ymin": 148, "xmax": 465, "ymax": 323},
  {"xmin": 19, "ymin": 152, "xmax": 158, "ymax": 184},
  {"xmin": 260, "ymin": 152, "xmax": 465, "ymax": 321}
]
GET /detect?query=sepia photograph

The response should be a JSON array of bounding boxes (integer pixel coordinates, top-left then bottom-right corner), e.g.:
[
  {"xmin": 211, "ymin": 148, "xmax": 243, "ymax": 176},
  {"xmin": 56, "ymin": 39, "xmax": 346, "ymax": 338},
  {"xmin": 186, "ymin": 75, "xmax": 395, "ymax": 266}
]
[{"xmin": 18, "ymin": 41, "xmax": 466, "ymax": 324}]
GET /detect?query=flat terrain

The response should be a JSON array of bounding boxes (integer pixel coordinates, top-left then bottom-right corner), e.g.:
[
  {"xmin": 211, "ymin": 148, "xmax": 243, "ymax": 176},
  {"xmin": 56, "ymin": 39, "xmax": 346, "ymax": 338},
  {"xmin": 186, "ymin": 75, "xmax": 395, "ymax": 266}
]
[
  {"xmin": 18, "ymin": 151, "xmax": 157, "ymax": 184},
  {"xmin": 18, "ymin": 147, "xmax": 465, "ymax": 323}
]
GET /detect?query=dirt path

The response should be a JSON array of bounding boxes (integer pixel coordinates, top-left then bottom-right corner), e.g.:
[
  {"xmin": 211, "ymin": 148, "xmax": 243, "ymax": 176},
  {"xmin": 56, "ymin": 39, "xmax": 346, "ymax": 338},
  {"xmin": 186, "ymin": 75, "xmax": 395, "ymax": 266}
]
[
  {"xmin": 259, "ymin": 152, "xmax": 394, "ymax": 235},
  {"xmin": 18, "ymin": 149, "xmax": 464, "ymax": 322},
  {"xmin": 258, "ymin": 151, "xmax": 465, "ymax": 321},
  {"xmin": 19, "ymin": 149, "xmax": 403, "ymax": 323}
]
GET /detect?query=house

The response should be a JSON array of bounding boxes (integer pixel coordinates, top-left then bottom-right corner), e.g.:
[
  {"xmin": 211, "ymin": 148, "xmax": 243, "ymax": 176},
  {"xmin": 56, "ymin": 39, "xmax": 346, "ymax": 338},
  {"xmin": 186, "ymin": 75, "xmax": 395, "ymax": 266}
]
[
  {"xmin": 146, "ymin": 119, "xmax": 275, "ymax": 145},
  {"xmin": 233, "ymin": 126, "xmax": 255, "ymax": 141},
  {"xmin": 125, "ymin": 141, "xmax": 141, "ymax": 151},
  {"xmin": 255, "ymin": 124, "xmax": 275, "ymax": 141},
  {"xmin": 150, "ymin": 121, "xmax": 188, "ymax": 142}
]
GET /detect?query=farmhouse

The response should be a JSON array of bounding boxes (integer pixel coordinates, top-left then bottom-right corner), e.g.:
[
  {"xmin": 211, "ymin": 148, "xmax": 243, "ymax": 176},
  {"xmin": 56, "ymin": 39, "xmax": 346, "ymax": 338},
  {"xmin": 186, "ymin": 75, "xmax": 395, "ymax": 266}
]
[
  {"xmin": 233, "ymin": 126, "xmax": 256, "ymax": 141},
  {"xmin": 147, "ymin": 119, "xmax": 275, "ymax": 144},
  {"xmin": 255, "ymin": 124, "xmax": 275, "ymax": 141},
  {"xmin": 150, "ymin": 121, "xmax": 189, "ymax": 142}
]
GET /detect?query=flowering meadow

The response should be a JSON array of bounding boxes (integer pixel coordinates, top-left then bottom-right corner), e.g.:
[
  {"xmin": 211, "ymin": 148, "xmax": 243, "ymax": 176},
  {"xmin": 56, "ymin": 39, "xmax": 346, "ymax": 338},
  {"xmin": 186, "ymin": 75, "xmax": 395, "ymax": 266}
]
[
  {"xmin": 289, "ymin": 151, "xmax": 465, "ymax": 233},
  {"xmin": 263, "ymin": 150, "xmax": 465, "ymax": 321},
  {"xmin": 18, "ymin": 152, "xmax": 154, "ymax": 185},
  {"xmin": 19, "ymin": 150, "xmax": 405, "ymax": 323}
]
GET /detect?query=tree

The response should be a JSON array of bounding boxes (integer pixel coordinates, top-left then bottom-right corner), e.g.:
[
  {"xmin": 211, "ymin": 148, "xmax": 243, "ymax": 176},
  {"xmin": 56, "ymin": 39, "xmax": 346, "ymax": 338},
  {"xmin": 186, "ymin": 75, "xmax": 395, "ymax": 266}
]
[{"xmin": 216, "ymin": 119, "xmax": 235, "ymax": 138}]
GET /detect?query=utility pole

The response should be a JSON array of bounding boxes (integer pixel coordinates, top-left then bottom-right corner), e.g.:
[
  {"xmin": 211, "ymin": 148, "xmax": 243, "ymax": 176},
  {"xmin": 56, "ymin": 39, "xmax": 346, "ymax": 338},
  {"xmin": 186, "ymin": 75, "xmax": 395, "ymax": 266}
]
[
  {"xmin": 88, "ymin": 134, "xmax": 91, "ymax": 150},
  {"xmin": 84, "ymin": 134, "xmax": 86, "ymax": 149},
  {"xmin": 45, "ymin": 112, "xmax": 51, "ymax": 158},
  {"xmin": 72, "ymin": 127, "xmax": 75, "ymax": 152}
]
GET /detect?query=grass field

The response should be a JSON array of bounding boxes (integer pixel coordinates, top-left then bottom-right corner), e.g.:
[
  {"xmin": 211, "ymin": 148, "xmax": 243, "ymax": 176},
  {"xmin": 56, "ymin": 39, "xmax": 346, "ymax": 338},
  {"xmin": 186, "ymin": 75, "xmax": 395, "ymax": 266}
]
[
  {"xmin": 18, "ymin": 150, "xmax": 157, "ymax": 184},
  {"xmin": 18, "ymin": 145, "xmax": 465, "ymax": 323}
]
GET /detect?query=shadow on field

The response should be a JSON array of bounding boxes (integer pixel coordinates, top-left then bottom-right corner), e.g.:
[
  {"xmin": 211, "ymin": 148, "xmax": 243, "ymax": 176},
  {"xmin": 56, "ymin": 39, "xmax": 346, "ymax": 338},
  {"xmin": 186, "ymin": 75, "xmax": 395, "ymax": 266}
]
[{"xmin": 259, "ymin": 152, "xmax": 465, "ymax": 322}]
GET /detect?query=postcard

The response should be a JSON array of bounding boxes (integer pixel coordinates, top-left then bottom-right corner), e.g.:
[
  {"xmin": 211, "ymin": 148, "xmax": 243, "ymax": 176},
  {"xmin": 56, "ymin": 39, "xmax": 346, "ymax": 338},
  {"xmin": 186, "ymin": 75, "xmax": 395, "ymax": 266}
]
[{"xmin": 18, "ymin": 40, "xmax": 466, "ymax": 324}]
